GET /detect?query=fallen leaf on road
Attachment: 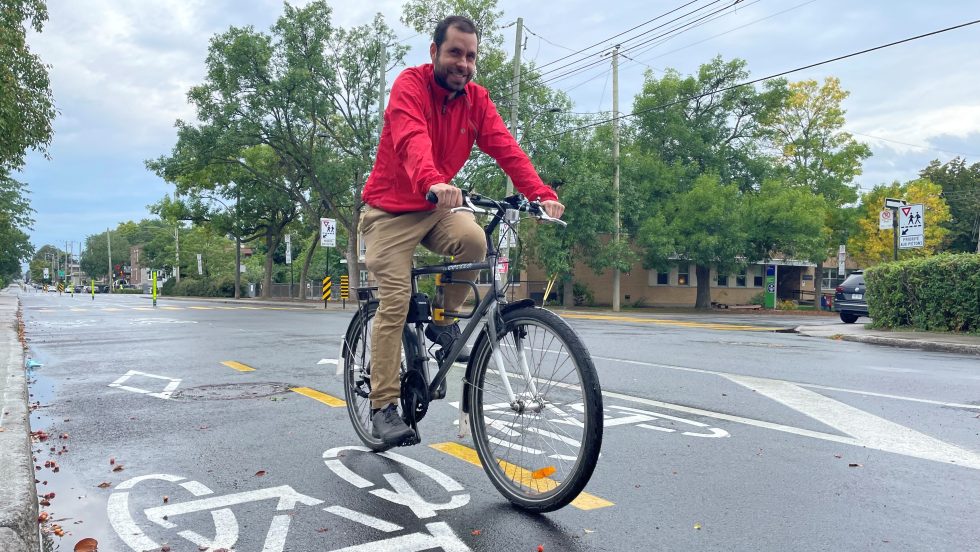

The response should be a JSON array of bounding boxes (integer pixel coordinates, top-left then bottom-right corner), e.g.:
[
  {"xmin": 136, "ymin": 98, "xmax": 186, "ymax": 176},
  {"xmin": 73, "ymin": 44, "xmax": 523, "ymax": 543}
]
[
  {"xmin": 834, "ymin": 454, "xmax": 842, "ymax": 459},
  {"xmin": 255, "ymin": 470, "xmax": 267, "ymax": 477},
  {"xmin": 74, "ymin": 537, "xmax": 98, "ymax": 552},
  {"xmin": 96, "ymin": 482, "xmax": 111, "ymax": 489},
  {"xmin": 848, "ymin": 463, "xmax": 863, "ymax": 468},
  {"xmin": 109, "ymin": 457, "xmax": 115, "ymax": 465},
  {"xmin": 112, "ymin": 464, "xmax": 124, "ymax": 472},
  {"xmin": 471, "ymin": 530, "xmax": 481, "ymax": 536},
  {"xmin": 316, "ymin": 528, "xmax": 329, "ymax": 533},
  {"xmin": 38, "ymin": 512, "xmax": 49, "ymax": 523},
  {"xmin": 531, "ymin": 466, "xmax": 555, "ymax": 479},
  {"xmin": 694, "ymin": 523, "xmax": 702, "ymax": 530},
  {"xmin": 163, "ymin": 496, "xmax": 169, "ymax": 503}
]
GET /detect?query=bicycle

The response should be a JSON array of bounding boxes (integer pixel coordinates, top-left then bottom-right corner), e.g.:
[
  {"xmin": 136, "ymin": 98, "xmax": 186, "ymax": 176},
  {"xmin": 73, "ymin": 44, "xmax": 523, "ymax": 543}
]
[{"xmin": 341, "ymin": 191, "xmax": 603, "ymax": 512}]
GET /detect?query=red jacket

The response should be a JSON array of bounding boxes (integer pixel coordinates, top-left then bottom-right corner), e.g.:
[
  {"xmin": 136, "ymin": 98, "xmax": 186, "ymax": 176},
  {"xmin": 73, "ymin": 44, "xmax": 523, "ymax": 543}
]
[{"xmin": 362, "ymin": 64, "xmax": 557, "ymax": 213}]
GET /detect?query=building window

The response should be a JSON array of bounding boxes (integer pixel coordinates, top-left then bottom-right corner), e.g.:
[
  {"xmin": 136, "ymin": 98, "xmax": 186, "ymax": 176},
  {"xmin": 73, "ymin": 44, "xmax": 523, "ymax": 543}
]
[
  {"xmin": 359, "ymin": 270, "xmax": 369, "ymax": 287},
  {"xmin": 753, "ymin": 267, "xmax": 764, "ymax": 287},
  {"xmin": 677, "ymin": 265, "xmax": 690, "ymax": 286},
  {"xmin": 716, "ymin": 272, "xmax": 728, "ymax": 287},
  {"xmin": 736, "ymin": 269, "xmax": 747, "ymax": 287},
  {"xmin": 657, "ymin": 271, "xmax": 669, "ymax": 285},
  {"xmin": 822, "ymin": 268, "xmax": 842, "ymax": 290}
]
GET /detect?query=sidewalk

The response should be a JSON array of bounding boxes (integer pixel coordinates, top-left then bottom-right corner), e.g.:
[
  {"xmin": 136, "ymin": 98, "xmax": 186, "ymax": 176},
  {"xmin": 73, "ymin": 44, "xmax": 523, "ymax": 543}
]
[
  {"xmin": 0, "ymin": 294, "xmax": 38, "ymax": 552},
  {"xmin": 795, "ymin": 320, "xmax": 980, "ymax": 356}
]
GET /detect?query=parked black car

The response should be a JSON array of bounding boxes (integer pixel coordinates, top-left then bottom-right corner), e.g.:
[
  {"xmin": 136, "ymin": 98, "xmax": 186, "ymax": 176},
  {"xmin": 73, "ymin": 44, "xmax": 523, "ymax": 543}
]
[{"xmin": 834, "ymin": 271, "xmax": 869, "ymax": 323}]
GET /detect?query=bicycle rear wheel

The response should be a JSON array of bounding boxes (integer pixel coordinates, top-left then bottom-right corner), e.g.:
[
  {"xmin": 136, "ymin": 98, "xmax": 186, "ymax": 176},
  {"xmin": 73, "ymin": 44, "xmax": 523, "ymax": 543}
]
[
  {"xmin": 468, "ymin": 307, "xmax": 602, "ymax": 512},
  {"xmin": 342, "ymin": 301, "xmax": 413, "ymax": 452}
]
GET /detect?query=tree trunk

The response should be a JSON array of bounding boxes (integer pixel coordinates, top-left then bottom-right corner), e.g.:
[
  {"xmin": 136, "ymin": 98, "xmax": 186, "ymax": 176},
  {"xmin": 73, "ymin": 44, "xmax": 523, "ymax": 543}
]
[
  {"xmin": 562, "ymin": 273, "xmax": 574, "ymax": 307},
  {"xmin": 695, "ymin": 264, "xmax": 712, "ymax": 309},
  {"xmin": 300, "ymin": 228, "xmax": 318, "ymax": 299},
  {"xmin": 262, "ymin": 230, "xmax": 279, "ymax": 299}
]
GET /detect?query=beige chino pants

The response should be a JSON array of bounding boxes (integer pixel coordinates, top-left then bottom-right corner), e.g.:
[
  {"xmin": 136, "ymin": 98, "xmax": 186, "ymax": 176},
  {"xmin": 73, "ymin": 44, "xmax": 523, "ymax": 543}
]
[{"xmin": 360, "ymin": 206, "xmax": 487, "ymax": 409}]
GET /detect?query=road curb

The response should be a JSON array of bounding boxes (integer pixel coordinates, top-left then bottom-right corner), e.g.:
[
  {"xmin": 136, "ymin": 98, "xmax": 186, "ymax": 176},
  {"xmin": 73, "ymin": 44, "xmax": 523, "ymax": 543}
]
[
  {"xmin": 0, "ymin": 295, "xmax": 39, "ymax": 552},
  {"xmin": 839, "ymin": 334, "xmax": 980, "ymax": 356}
]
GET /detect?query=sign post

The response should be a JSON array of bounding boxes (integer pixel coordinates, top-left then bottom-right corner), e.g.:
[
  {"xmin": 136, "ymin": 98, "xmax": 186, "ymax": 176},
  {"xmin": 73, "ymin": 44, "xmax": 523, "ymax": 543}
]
[
  {"xmin": 152, "ymin": 271, "xmax": 158, "ymax": 307},
  {"xmin": 884, "ymin": 198, "xmax": 906, "ymax": 261},
  {"xmin": 837, "ymin": 245, "xmax": 846, "ymax": 277},
  {"xmin": 320, "ymin": 219, "xmax": 336, "ymax": 308},
  {"xmin": 285, "ymin": 233, "xmax": 292, "ymax": 299}
]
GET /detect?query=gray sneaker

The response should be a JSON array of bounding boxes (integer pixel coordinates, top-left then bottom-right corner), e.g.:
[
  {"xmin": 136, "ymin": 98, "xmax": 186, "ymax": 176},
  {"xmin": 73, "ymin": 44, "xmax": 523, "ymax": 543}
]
[
  {"xmin": 371, "ymin": 404, "xmax": 415, "ymax": 446},
  {"xmin": 425, "ymin": 322, "xmax": 470, "ymax": 362}
]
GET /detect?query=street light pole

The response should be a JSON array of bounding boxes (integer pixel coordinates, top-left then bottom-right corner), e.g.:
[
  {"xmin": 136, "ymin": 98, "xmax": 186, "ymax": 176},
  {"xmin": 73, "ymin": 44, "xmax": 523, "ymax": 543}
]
[{"xmin": 235, "ymin": 185, "xmax": 242, "ymax": 299}]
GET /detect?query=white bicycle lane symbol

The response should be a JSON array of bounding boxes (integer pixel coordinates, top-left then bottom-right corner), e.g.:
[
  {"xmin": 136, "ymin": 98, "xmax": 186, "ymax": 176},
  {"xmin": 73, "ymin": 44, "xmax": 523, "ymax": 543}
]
[{"xmin": 107, "ymin": 446, "xmax": 473, "ymax": 552}]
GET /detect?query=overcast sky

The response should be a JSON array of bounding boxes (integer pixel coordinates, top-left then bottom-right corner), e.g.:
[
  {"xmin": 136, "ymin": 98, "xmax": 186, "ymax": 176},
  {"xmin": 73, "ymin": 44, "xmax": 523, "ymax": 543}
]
[{"xmin": 16, "ymin": 0, "xmax": 980, "ymax": 253}]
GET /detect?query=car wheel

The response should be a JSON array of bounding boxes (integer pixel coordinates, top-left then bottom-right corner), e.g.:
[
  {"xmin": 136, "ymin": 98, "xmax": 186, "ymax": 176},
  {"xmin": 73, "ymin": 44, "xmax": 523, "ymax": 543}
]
[{"xmin": 840, "ymin": 312, "xmax": 859, "ymax": 324}]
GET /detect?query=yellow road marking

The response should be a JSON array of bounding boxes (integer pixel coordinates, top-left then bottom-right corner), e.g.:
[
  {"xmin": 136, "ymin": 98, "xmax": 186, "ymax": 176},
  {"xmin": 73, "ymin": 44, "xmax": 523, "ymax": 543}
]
[
  {"xmin": 221, "ymin": 361, "xmax": 256, "ymax": 372},
  {"xmin": 290, "ymin": 387, "xmax": 346, "ymax": 407},
  {"xmin": 559, "ymin": 312, "xmax": 774, "ymax": 331},
  {"xmin": 103, "ymin": 308, "xmax": 122, "ymax": 312},
  {"xmin": 160, "ymin": 306, "xmax": 184, "ymax": 310},
  {"xmin": 189, "ymin": 306, "xmax": 213, "ymax": 310},
  {"xmin": 430, "ymin": 441, "xmax": 613, "ymax": 510}
]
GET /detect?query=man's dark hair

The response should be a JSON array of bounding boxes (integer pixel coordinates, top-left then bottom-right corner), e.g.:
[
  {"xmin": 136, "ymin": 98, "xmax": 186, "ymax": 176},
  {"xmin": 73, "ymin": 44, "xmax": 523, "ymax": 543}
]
[{"xmin": 433, "ymin": 15, "xmax": 479, "ymax": 49}]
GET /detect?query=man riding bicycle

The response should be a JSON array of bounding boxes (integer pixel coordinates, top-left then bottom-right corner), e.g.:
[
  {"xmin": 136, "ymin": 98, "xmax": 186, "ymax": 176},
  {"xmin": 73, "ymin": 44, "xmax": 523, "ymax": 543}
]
[{"xmin": 360, "ymin": 15, "xmax": 564, "ymax": 446}]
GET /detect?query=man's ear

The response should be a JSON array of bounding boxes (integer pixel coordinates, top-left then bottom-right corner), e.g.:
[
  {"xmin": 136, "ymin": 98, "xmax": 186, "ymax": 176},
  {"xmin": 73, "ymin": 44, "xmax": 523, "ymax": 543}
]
[{"xmin": 429, "ymin": 42, "xmax": 437, "ymax": 63}]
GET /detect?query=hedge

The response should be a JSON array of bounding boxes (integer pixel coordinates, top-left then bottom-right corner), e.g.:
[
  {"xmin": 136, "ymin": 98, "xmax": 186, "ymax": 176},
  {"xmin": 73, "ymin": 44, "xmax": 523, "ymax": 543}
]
[
  {"xmin": 865, "ymin": 253, "xmax": 980, "ymax": 333},
  {"xmin": 161, "ymin": 276, "xmax": 237, "ymax": 297}
]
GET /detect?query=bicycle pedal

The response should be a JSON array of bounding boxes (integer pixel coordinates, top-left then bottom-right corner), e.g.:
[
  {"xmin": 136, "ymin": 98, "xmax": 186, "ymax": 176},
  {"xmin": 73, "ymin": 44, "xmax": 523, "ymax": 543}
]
[{"xmin": 397, "ymin": 433, "xmax": 421, "ymax": 447}]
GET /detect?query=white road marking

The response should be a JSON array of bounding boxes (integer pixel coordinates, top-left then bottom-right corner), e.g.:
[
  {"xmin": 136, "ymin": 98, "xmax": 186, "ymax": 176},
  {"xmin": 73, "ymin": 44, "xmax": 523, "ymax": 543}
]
[
  {"xmin": 325, "ymin": 505, "xmax": 403, "ymax": 533},
  {"xmin": 262, "ymin": 514, "xmax": 293, "ymax": 552},
  {"xmin": 318, "ymin": 358, "xmax": 338, "ymax": 365},
  {"xmin": 724, "ymin": 374, "xmax": 980, "ymax": 469},
  {"xmin": 144, "ymin": 485, "xmax": 324, "ymax": 527},
  {"xmin": 591, "ymin": 354, "xmax": 980, "ymax": 410},
  {"xmin": 327, "ymin": 522, "xmax": 470, "ymax": 552},
  {"xmin": 108, "ymin": 370, "xmax": 181, "ymax": 399}
]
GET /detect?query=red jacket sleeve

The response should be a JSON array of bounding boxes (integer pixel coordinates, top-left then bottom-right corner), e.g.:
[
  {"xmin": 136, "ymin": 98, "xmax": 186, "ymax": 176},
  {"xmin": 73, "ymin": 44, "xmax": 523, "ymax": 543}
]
[
  {"xmin": 475, "ymin": 93, "xmax": 558, "ymax": 202},
  {"xmin": 387, "ymin": 71, "xmax": 446, "ymax": 195}
]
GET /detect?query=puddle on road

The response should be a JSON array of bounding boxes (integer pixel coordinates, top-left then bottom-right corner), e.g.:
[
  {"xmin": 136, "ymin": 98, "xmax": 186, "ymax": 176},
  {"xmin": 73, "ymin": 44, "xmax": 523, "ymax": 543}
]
[
  {"xmin": 28, "ymin": 364, "xmax": 118, "ymax": 551},
  {"xmin": 171, "ymin": 381, "xmax": 293, "ymax": 401}
]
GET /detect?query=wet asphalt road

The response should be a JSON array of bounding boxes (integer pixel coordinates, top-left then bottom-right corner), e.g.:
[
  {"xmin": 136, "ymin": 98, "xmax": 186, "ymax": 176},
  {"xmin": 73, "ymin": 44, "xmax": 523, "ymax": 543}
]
[{"xmin": 16, "ymin": 289, "xmax": 980, "ymax": 552}]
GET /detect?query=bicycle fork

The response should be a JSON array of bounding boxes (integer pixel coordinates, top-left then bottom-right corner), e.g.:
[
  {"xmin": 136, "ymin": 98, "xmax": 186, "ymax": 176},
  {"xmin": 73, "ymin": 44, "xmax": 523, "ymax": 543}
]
[{"xmin": 486, "ymin": 303, "xmax": 542, "ymax": 413}]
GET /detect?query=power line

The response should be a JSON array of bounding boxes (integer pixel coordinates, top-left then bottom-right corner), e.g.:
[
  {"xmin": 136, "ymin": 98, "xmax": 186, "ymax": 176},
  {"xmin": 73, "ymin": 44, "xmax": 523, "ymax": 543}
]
[
  {"xmin": 523, "ymin": 25, "xmax": 576, "ymax": 52},
  {"xmin": 537, "ymin": 18, "xmax": 980, "ymax": 140},
  {"xmin": 538, "ymin": 0, "xmax": 747, "ymax": 85},
  {"xmin": 849, "ymin": 131, "xmax": 980, "ymax": 158}
]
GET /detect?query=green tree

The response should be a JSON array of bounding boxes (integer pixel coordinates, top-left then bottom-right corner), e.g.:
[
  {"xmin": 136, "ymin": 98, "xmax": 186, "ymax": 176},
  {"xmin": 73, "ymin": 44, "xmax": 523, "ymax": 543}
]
[
  {"xmin": 639, "ymin": 174, "xmax": 747, "ymax": 308},
  {"xmin": 849, "ymin": 179, "xmax": 951, "ymax": 265},
  {"xmin": 631, "ymin": 58, "xmax": 785, "ymax": 307},
  {"xmin": 0, "ymin": 175, "xmax": 35, "ymax": 283},
  {"xmin": 919, "ymin": 157, "xmax": 980, "ymax": 253},
  {"xmin": 764, "ymin": 77, "xmax": 872, "ymax": 298},
  {"xmin": 0, "ymin": 0, "xmax": 55, "ymax": 173},
  {"xmin": 80, "ymin": 230, "xmax": 130, "ymax": 283}
]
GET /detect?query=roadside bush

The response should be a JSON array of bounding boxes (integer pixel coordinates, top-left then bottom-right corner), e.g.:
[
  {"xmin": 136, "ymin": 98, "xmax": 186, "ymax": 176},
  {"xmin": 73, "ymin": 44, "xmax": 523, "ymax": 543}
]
[
  {"xmin": 777, "ymin": 299, "xmax": 798, "ymax": 310},
  {"xmin": 865, "ymin": 253, "xmax": 980, "ymax": 333},
  {"xmin": 573, "ymin": 282, "xmax": 594, "ymax": 306},
  {"xmin": 165, "ymin": 276, "xmax": 236, "ymax": 298},
  {"xmin": 749, "ymin": 292, "xmax": 765, "ymax": 306}
]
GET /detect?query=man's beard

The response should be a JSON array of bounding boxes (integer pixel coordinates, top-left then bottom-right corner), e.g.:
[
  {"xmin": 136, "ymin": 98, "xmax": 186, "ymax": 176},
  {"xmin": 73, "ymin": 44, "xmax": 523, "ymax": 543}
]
[{"xmin": 434, "ymin": 60, "xmax": 471, "ymax": 92}]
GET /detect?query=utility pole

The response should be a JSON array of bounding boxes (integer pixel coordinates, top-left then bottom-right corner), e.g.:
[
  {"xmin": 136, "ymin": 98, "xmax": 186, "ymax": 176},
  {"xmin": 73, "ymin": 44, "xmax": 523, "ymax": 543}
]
[
  {"xmin": 611, "ymin": 45, "xmax": 622, "ymax": 312},
  {"xmin": 500, "ymin": 17, "xmax": 523, "ymax": 288},
  {"xmin": 235, "ymin": 184, "xmax": 241, "ymax": 299},
  {"xmin": 378, "ymin": 39, "xmax": 387, "ymax": 139},
  {"xmin": 107, "ymin": 228, "xmax": 113, "ymax": 294},
  {"xmin": 174, "ymin": 224, "xmax": 181, "ymax": 283}
]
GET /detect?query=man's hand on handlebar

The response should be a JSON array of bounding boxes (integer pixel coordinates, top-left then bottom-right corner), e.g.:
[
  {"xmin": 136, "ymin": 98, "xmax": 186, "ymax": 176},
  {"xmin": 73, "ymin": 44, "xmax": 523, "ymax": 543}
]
[
  {"xmin": 428, "ymin": 183, "xmax": 463, "ymax": 209},
  {"xmin": 540, "ymin": 199, "xmax": 564, "ymax": 220}
]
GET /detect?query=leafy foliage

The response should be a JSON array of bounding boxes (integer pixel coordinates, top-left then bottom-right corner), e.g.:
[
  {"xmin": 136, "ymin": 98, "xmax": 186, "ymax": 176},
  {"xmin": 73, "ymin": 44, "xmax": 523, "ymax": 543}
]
[
  {"xmin": 0, "ymin": 0, "xmax": 55, "ymax": 172},
  {"xmin": 849, "ymin": 179, "xmax": 951, "ymax": 265},
  {"xmin": 919, "ymin": 157, "xmax": 980, "ymax": 253},
  {"xmin": 865, "ymin": 253, "xmax": 980, "ymax": 332}
]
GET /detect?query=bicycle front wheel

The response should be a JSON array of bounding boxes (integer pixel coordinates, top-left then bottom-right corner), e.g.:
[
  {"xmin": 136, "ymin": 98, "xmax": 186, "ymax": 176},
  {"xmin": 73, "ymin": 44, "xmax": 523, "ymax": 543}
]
[
  {"xmin": 342, "ymin": 301, "xmax": 413, "ymax": 452},
  {"xmin": 468, "ymin": 307, "xmax": 602, "ymax": 512}
]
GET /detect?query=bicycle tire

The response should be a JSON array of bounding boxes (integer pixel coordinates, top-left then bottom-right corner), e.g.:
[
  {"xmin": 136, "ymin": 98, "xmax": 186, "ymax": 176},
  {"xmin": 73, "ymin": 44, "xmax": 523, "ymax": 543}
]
[
  {"xmin": 468, "ymin": 307, "xmax": 602, "ymax": 512},
  {"xmin": 342, "ymin": 301, "xmax": 415, "ymax": 452}
]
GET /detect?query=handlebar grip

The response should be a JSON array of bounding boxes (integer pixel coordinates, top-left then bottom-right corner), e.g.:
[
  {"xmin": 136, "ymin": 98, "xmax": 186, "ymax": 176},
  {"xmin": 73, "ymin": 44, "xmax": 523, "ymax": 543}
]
[{"xmin": 426, "ymin": 191, "xmax": 438, "ymax": 204}]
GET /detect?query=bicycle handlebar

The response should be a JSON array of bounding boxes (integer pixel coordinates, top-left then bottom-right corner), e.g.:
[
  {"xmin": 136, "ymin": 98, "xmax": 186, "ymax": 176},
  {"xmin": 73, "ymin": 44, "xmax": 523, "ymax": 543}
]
[{"xmin": 425, "ymin": 190, "xmax": 567, "ymax": 227}]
